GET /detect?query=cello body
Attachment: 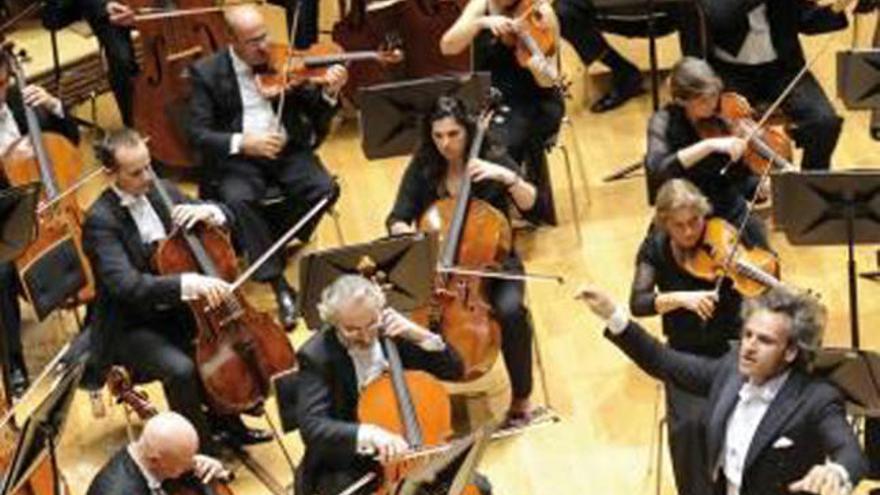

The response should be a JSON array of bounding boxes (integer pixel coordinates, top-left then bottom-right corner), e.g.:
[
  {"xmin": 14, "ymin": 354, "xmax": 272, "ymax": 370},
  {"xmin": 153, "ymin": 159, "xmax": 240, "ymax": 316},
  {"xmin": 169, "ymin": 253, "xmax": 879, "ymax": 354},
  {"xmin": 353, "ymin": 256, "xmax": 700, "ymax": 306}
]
[
  {"xmin": 153, "ymin": 222, "xmax": 297, "ymax": 414},
  {"xmin": 130, "ymin": 0, "xmax": 231, "ymax": 168}
]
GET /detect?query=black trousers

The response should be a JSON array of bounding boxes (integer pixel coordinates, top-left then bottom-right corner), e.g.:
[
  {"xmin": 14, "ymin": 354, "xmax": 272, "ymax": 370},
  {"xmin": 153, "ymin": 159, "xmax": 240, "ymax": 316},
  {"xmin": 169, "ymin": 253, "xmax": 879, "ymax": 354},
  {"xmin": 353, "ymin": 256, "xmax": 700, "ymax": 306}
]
[
  {"xmin": 665, "ymin": 382, "xmax": 713, "ymax": 495},
  {"xmin": 556, "ymin": 0, "xmax": 613, "ymax": 65},
  {"xmin": 268, "ymin": 0, "xmax": 320, "ymax": 49},
  {"xmin": 0, "ymin": 262, "xmax": 22, "ymax": 361},
  {"xmin": 711, "ymin": 59, "xmax": 842, "ymax": 171},
  {"xmin": 216, "ymin": 149, "xmax": 338, "ymax": 283},
  {"xmin": 488, "ymin": 256, "xmax": 534, "ymax": 401}
]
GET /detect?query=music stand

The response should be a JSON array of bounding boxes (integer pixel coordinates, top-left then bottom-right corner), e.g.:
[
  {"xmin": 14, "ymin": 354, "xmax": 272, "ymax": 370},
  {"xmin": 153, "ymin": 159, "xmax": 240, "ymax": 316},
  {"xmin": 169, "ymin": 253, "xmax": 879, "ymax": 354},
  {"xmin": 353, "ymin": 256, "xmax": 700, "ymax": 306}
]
[
  {"xmin": 297, "ymin": 233, "xmax": 438, "ymax": 329},
  {"xmin": 771, "ymin": 171, "xmax": 880, "ymax": 349},
  {"xmin": 358, "ymin": 72, "xmax": 492, "ymax": 160},
  {"xmin": 0, "ymin": 362, "xmax": 84, "ymax": 495},
  {"xmin": 813, "ymin": 348, "xmax": 880, "ymax": 416},
  {"xmin": 397, "ymin": 426, "xmax": 491, "ymax": 495}
]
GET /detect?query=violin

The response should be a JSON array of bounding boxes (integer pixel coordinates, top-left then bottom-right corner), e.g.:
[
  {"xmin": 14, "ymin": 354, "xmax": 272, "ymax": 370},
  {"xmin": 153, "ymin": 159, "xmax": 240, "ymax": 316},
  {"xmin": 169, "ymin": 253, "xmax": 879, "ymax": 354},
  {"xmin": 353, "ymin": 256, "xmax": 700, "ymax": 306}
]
[
  {"xmin": 497, "ymin": 0, "xmax": 567, "ymax": 93},
  {"xmin": 255, "ymin": 40, "xmax": 403, "ymax": 96},
  {"xmin": 695, "ymin": 92, "xmax": 795, "ymax": 175},
  {"xmin": 0, "ymin": 42, "xmax": 95, "ymax": 319},
  {"xmin": 413, "ymin": 106, "xmax": 507, "ymax": 380},
  {"xmin": 106, "ymin": 367, "xmax": 236, "ymax": 495},
  {"xmin": 678, "ymin": 217, "xmax": 782, "ymax": 298},
  {"xmin": 128, "ymin": 0, "xmax": 231, "ymax": 168},
  {"xmin": 148, "ymin": 169, "xmax": 296, "ymax": 414}
]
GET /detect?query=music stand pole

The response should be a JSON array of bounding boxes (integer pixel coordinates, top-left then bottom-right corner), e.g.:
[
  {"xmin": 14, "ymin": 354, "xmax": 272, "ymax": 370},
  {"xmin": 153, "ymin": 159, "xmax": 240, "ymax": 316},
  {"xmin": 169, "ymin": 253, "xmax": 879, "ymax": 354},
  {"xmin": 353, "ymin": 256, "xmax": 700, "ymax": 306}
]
[
  {"xmin": 845, "ymin": 204, "xmax": 860, "ymax": 348},
  {"xmin": 41, "ymin": 423, "xmax": 62, "ymax": 495}
]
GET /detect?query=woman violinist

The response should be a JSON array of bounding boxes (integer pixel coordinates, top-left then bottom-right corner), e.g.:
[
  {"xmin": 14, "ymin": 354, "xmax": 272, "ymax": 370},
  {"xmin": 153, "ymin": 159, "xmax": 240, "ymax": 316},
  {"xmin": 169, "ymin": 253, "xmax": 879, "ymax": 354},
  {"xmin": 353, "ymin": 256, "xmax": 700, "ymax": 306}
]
[
  {"xmin": 629, "ymin": 178, "xmax": 777, "ymax": 495},
  {"xmin": 645, "ymin": 57, "xmax": 772, "ymax": 247},
  {"xmin": 440, "ymin": 0, "xmax": 563, "ymax": 224},
  {"xmin": 386, "ymin": 96, "xmax": 540, "ymax": 428}
]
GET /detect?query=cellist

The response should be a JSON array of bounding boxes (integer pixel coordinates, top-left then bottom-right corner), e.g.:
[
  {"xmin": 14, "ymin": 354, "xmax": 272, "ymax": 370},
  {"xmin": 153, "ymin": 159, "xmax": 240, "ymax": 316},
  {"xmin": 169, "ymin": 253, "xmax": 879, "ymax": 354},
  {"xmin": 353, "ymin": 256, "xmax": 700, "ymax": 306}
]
[
  {"xmin": 278, "ymin": 274, "xmax": 489, "ymax": 495},
  {"xmin": 86, "ymin": 411, "xmax": 228, "ymax": 495},
  {"xmin": 83, "ymin": 128, "xmax": 271, "ymax": 454},
  {"xmin": 386, "ymin": 96, "xmax": 540, "ymax": 428},
  {"xmin": 0, "ymin": 53, "xmax": 80, "ymax": 398}
]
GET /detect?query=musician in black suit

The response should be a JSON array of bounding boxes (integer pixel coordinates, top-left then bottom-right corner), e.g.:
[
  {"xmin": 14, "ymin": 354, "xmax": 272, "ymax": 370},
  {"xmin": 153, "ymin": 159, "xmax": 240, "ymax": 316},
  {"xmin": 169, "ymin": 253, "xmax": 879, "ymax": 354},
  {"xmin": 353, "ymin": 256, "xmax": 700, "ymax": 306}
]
[
  {"xmin": 701, "ymin": 0, "xmax": 848, "ymax": 170},
  {"xmin": 84, "ymin": 128, "xmax": 270, "ymax": 452},
  {"xmin": 86, "ymin": 412, "xmax": 228, "ymax": 495},
  {"xmin": 578, "ymin": 285, "xmax": 868, "ymax": 495},
  {"xmin": 42, "ymin": 0, "xmax": 138, "ymax": 126},
  {"xmin": 188, "ymin": 5, "xmax": 346, "ymax": 329},
  {"xmin": 277, "ymin": 275, "xmax": 469, "ymax": 495},
  {"xmin": 0, "ymin": 55, "xmax": 79, "ymax": 398},
  {"xmin": 268, "ymin": 0, "xmax": 320, "ymax": 49}
]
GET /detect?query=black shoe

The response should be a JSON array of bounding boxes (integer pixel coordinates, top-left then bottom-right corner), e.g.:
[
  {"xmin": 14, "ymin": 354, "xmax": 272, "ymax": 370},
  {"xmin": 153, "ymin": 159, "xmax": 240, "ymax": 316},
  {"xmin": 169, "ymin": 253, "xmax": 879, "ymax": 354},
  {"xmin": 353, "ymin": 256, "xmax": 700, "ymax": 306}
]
[
  {"xmin": 273, "ymin": 280, "xmax": 299, "ymax": 331},
  {"xmin": 590, "ymin": 73, "xmax": 645, "ymax": 113},
  {"xmin": 9, "ymin": 365, "xmax": 28, "ymax": 399},
  {"xmin": 216, "ymin": 425, "xmax": 273, "ymax": 447}
]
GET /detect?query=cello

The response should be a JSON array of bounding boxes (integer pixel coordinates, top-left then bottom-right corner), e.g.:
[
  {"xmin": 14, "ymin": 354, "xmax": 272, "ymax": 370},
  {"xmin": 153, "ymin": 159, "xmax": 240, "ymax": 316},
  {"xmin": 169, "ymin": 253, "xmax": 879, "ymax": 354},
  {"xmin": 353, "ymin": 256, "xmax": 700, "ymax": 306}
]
[
  {"xmin": 106, "ymin": 366, "xmax": 236, "ymax": 495},
  {"xmin": 0, "ymin": 43, "xmax": 94, "ymax": 320},
  {"xmin": 128, "ymin": 0, "xmax": 231, "ymax": 168},
  {"xmin": 148, "ymin": 168, "xmax": 296, "ymax": 414},
  {"xmin": 413, "ymin": 105, "xmax": 507, "ymax": 380}
]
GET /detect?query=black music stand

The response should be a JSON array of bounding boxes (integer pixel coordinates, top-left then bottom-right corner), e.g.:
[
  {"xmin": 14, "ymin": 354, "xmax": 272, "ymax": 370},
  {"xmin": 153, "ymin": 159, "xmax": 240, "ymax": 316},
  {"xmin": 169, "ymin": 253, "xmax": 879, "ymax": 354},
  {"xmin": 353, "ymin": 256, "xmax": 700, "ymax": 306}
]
[
  {"xmin": 836, "ymin": 47, "xmax": 880, "ymax": 140},
  {"xmin": 0, "ymin": 361, "xmax": 84, "ymax": 495},
  {"xmin": 814, "ymin": 348, "xmax": 880, "ymax": 416},
  {"xmin": 771, "ymin": 171, "xmax": 880, "ymax": 349},
  {"xmin": 358, "ymin": 72, "xmax": 492, "ymax": 160},
  {"xmin": 398, "ymin": 426, "xmax": 491, "ymax": 495},
  {"xmin": 297, "ymin": 233, "xmax": 438, "ymax": 329}
]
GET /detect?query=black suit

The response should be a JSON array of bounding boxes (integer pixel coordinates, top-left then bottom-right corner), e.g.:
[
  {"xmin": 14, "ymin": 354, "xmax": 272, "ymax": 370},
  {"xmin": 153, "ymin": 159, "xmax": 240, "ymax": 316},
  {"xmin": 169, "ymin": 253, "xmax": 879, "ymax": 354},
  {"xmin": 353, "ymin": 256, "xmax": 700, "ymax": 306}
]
[
  {"xmin": 83, "ymin": 181, "xmax": 232, "ymax": 445},
  {"xmin": 42, "ymin": 0, "xmax": 138, "ymax": 126},
  {"xmin": 188, "ymin": 48, "xmax": 339, "ymax": 283},
  {"xmin": 701, "ymin": 0, "xmax": 847, "ymax": 170},
  {"xmin": 608, "ymin": 320, "xmax": 868, "ymax": 494},
  {"xmin": 86, "ymin": 448, "xmax": 152, "ymax": 495},
  {"xmin": 278, "ymin": 327, "xmax": 463, "ymax": 495}
]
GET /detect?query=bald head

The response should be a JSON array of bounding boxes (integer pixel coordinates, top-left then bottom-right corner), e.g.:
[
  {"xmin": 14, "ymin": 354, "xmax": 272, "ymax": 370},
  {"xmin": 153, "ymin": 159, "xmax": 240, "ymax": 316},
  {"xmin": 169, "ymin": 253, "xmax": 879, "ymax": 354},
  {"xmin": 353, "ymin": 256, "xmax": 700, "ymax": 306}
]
[
  {"xmin": 225, "ymin": 6, "xmax": 270, "ymax": 67},
  {"xmin": 136, "ymin": 412, "xmax": 199, "ymax": 480}
]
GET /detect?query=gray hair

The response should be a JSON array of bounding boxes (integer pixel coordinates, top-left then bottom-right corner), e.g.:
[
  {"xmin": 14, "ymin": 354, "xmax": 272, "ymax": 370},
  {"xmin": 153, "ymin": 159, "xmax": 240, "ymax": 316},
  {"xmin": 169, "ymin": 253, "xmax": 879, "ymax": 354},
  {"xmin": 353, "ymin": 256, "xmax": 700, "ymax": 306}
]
[
  {"xmin": 317, "ymin": 275, "xmax": 386, "ymax": 326},
  {"xmin": 741, "ymin": 287, "xmax": 827, "ymax": 369}
]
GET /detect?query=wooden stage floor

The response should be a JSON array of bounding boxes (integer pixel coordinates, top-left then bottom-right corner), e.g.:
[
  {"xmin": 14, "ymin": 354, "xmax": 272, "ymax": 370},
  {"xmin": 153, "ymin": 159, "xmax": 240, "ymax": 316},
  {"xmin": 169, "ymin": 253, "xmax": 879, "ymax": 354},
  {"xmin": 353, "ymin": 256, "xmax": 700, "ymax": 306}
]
[{"xmin": 7, "ymin": 6, "xmax": 880, "ymax": 494}]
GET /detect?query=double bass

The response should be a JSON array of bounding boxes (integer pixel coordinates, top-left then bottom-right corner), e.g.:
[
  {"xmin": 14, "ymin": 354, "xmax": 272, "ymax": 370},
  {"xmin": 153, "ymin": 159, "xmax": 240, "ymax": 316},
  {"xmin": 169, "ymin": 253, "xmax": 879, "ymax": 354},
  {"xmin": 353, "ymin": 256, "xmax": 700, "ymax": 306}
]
[
  {"xmin": 128, "ymin": 0, "xmax": 231, "ymax": 168},
  {"xmin": 148, "ymin": 169, "xmax": 296, "ymax": 414},
  {"xmin": 0, "ymin": 43, "xmax": 94, "ymax": 320},
  {"xmin": 414, "ymin": 105, "xmax": 508, "ymax": 380}
]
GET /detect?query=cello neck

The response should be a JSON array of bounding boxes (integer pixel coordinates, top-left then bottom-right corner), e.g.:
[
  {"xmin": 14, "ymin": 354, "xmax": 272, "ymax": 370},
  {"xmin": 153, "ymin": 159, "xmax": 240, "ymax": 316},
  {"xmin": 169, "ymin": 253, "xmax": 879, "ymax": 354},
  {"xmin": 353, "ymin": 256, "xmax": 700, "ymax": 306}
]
[
  {"xmin": 439, "ymin": 110, "xmax": 493, "ymax": 268},
  {"xmin": 2, "ymin": 47, "xmax": 60, "ymax": 199},
  {"xmin": 382, "ymin": 336, "xmax": 424, "ymax": 447}
]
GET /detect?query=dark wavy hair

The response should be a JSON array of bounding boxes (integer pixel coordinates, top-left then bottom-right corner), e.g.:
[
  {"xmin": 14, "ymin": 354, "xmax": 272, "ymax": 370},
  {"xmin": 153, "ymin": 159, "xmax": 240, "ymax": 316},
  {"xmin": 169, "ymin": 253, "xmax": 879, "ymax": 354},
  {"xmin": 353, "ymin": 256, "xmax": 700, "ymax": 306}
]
[{"xmin": 413, "ymin": 95, "xmax": 503, "ymax": 186}]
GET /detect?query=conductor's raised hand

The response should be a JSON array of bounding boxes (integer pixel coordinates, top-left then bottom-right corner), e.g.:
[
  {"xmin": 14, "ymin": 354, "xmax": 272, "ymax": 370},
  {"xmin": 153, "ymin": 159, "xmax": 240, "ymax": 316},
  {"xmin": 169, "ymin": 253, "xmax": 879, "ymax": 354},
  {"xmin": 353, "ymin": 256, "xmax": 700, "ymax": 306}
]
[{"xmin": 574, "ymin": 284, "xmax": 617, "ymax": 320}]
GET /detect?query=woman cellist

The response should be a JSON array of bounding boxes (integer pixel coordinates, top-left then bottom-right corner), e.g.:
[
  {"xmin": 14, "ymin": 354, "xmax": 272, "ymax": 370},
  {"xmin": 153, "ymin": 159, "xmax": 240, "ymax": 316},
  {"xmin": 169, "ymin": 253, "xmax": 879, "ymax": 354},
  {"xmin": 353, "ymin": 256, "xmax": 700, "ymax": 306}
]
[{"xmin": 386, "ymin": 95, "xmax": 540, "ymax": 428}]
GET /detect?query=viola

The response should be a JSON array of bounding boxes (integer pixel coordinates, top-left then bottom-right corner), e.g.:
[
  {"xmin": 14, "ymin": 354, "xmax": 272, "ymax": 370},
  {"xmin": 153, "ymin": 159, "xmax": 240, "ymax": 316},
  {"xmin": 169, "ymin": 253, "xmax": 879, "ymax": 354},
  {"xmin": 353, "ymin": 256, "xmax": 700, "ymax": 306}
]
[
  {"xmin": 695, "ymin": 92, "xmax": 795, "ymax": 175},
  {"xmin": 678, "ymin": 217, "xmax": 782, "ymax": 298},
  {"xmin": 148, "ymin": 170, "xmax": 296, "ymax": 414},
  {"xmin": 129, "ymin": 0, "xmax": 231, "ymax": 168},
  {"xmin": 0, "ymin": 42, "xmax": 94, "ymax": 319},
  {"xmin": 255, "ymin": 40, "xmax": 403, "ymax": 96},
  {"xmin": 497, "ymin": 0, "xmax": 567, "ymax": 93},
  {"xmin": 106, "ymin": 367, "xmax": 236, "ymax": 495},
  {"xmin": 413, "ymin": 107, "xmax": 507, "ymax": 380}
]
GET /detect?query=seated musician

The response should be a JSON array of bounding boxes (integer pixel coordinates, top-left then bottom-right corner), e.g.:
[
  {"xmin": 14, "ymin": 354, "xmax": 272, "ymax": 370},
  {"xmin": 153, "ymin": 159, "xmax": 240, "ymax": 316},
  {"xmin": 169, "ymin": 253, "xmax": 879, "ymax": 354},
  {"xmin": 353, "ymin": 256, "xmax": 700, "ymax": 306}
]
[
  {"xmin": 578, "ymin": 284, "xmax": 868, "ymax": 495},
  {"xmin": 86, "ymin": 411, "xmax": 228, "ymax": 495},
  {"xmin": 702, "ymin": 0, "xmax": 846, "ymax": 171},
  {"xmin": 42, "ymin": 1, "xmax": 138, "ymax": 126},
  {"xmin": 84, "ymin": 128, "xmax": 270, "ymax": 453},
  {"xmin": 284, "ymin": 274, "xmax": 492, "ymax": 495},
  {"xmin": 645, "ymin": 57, "xmax": 768, "ymax": 245},
  {"xmin": 0, "ymin": 55, "xmax": 79, "ymax": 398},
  {"xmin": 188, "ymin": 5, "xmax": 347, "ymax": 330},
  {"xmin": 440, "ymin": 0, "xmax": 563, "ymax": 223},
  {"xmin": 386, "ymin": 96, "xmax": 540, "ymax": 427},
  {"xmin": 630, "ymin": 178, "xmax": 766, "ymax": 495}
]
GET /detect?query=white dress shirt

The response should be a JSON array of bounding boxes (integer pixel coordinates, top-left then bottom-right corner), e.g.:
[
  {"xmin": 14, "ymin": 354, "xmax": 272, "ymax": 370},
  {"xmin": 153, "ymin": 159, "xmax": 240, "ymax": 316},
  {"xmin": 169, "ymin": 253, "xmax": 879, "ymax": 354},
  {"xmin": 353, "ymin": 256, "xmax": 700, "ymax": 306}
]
[
  {"xmin": 0, "ymin": 104, "xmax": 22, "ymax": 155},
  {"xmin": 228, "ymin": 48, "xmax": 288, "ymax": 155},
  {"xmin": 722, "ymin": 371, "xmax": 790, "ymax": 495},
  {"xmin": 714, "ymin": 4, "xmax": 778, "ymax": 65},
  {"xmin": 112, "ymin": 185, "xmax": 168, "ymax": 245}
]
